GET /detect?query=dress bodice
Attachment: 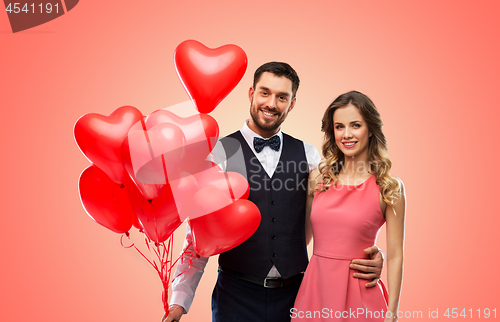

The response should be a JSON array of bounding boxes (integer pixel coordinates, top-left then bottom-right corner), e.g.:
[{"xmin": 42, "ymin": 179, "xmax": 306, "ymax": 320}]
[{"xmin": 311, "ymin": 175, "xmax": 385, "ymax": 260}]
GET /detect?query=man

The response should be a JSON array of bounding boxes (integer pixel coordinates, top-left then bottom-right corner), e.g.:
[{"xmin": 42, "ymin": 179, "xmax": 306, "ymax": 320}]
[{"xmin": 163, "ymin": 62, "xmax": 383, "ymax": 322}]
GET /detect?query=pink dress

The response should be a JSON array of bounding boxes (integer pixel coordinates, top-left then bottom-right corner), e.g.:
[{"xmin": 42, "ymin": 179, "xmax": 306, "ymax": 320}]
[{"xmin": 291, "ymin": 175, "xmax": 388, "ymax": 321}]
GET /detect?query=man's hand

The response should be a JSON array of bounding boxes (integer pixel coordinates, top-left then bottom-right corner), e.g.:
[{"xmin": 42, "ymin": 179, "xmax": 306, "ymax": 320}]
[
  {"xmin": 349, "ymin": 245, "xmax": 384, "ymax": 288},
  {"xmin": 161, "ymin": 304, "xmax": 184, "ymax": 322}
]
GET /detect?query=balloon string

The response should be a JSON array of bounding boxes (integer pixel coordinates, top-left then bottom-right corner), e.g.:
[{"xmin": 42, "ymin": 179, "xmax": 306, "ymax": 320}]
[
  {"xmin": 134, "ymin": 234, "xmax": 170, "ymax": 312},
  {"xmin": 120, "ymin": 233, "xmax": 134, "ymax": 249},
  {"xmin": 143, "ymin": 234, "xmax": 178, "ymax": 314},
  {"xmin": 131, "ymin": 237, "xmax": 157, "ymax": 269},
  {"xmin": 223, "ymin": 172, "xmax": 236, "ymax": 201},
  {"xmin": 171, "ymin": 241, "xmax": 199, "ymax": 281},
  {"xmin": 162, "ymin": 236, "xmax": 174, "ymax": 313},
  {"xmin": 140, "ymin": 117, "xmax": 155, "ymax": 161},
  {"xmin": 168, "ymin": 241, "xmax": 192, "ymax": 280},
  {"xmin": 140, "ymin": 118, "xmax": 149, "ymax": 141},
  {"xmin": 160, "ymin": 154, "xmax": 169, "ymax": 182},
  {"xmin": 123, "ymin": 232, "xmax": 197, "ymax": 314}
]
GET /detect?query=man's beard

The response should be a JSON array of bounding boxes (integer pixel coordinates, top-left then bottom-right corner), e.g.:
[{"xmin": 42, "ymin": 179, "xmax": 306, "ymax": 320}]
[{"xmin": 249, "ymin": 102, "xmax": 286, "ymax": 134}]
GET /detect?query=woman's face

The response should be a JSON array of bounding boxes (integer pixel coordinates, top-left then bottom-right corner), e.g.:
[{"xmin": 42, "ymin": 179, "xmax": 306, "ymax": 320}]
[{"xmin": 332, "ymin": 104, "xmax": 371, "ymax": 160}]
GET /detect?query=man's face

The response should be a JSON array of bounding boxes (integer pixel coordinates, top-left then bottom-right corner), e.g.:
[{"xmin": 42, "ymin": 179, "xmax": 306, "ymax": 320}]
[{"xmin": 247, "ymin": 72, "xmax": 296, "ymax": 138}]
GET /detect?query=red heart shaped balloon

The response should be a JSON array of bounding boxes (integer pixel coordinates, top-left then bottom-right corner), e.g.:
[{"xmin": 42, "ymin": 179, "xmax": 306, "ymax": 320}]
[
  {"xmin": 126, "ymin": 177, "xmax": 182, "ymax": 243},
  {"xmin": 168, "ymin": 172, "xmax": 199, "ymax": 219},
  {"xmin": 122, "ymin": 138, "xmax": 164, "ymax": 200},
  {"xmin": 122, "ymin": 122, "xmax": 186, "ymax": 199},
  {"xmin": 122, "ymin": 173, "xmax": 144, "ymax": 230},
  {"xmin": 174, "ymin": 40, "xmax": 247, "ymax": 114},
  {"xmin": 176, "ymin": 162, "xmax": 249, "ymax": 221},
  {"xmin": 79, "ymin": 165, "xmax": 135, "ymax": 234},
  {"xmin": 181, "ymin": 186, "xmax": 233, "ymax": 221},
  {"xmin": 131, "ymin": 123, "xmax": 186, "ymax": 184},
  {"xmin": 189, "ymin": 199, "xmax": 261, "ymax": 257},
  {"xmin": 193, "ymin": 165, "xmax": 249, "ymax": 201},
  {"xmin": 74, "ymin": 106, "xmax": 143, "ymax": 184}
]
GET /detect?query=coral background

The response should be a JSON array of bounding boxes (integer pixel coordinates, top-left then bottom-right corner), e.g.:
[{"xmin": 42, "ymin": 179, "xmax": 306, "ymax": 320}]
[{"xmin": 1, "ymin": 1, "xmax": 499, "ymax": 321}]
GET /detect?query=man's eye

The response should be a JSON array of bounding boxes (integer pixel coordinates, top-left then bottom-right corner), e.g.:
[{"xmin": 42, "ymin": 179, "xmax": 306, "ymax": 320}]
[
  {"xmin": 279, "ymin": 96, "xmax": 287, "ymax": 101},
  {"xmin": 261, "ymin": 92, "xmax": 268, "ymax": 96}
]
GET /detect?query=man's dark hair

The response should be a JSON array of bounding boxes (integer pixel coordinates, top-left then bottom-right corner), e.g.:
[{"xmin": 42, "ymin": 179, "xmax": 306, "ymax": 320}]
[{"xmin": 253, "ymin": 62, "xmax": 300, "ymax": 97}]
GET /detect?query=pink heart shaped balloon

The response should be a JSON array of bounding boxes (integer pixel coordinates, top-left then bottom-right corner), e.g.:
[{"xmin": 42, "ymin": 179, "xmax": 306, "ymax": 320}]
[
  {"xmin": 181, "ymin": 186, "xmax": 233, "ymax": 221},
  {"xmin": 193, "ymin": 165, "xmax": 249, "ymax": 201},
  {"xmin": 145, "ymin": 110, "xmax": 219, "ymax": 174}
]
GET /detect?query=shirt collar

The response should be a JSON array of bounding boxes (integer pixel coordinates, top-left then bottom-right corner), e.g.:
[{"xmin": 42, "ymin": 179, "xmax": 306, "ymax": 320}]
[{"xmin": 241, "ymin": 119, "xmax": 283, "ymax": 142}]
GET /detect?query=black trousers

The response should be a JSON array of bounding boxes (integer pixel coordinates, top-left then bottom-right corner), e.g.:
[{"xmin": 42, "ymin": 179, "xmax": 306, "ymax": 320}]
[{"xmin": 212, "ymin": 270, "xmax": 303, "ymax": 322}]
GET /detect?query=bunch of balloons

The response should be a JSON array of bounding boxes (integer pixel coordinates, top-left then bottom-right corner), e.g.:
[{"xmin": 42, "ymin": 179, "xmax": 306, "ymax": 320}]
[{"xmin": 74, "ymin": 40, "xmax": 261, "ymax": 312}]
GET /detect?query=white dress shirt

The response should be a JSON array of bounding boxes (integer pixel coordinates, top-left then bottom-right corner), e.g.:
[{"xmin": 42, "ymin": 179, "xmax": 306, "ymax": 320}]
[{"xmin": 170, "ymin": 120, "xmax": 321, "ymax": 313}]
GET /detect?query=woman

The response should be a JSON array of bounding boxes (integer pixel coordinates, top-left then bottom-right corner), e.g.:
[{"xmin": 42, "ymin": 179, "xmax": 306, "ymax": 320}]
[{"xmin": 292, "ymin": 91, "xmax": 405, "ymax": 321}]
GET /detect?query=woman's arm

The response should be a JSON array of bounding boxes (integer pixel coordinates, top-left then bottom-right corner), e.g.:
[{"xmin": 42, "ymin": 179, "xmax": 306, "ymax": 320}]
[
  {"xmin": 384, "ymin": 179, "xmax": 406, "ymax": 321},
  {"xmin": 305, "ymin": 169, "xmax": 321, "ymax": 245}
]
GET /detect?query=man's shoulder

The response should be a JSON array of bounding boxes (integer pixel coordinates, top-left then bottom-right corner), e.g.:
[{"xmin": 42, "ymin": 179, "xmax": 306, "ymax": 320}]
[
  {"xmin": 219, "ymin": 131, "xmax": 244, "ymax": 153},
  {"xmin": 282, "ymin": 133, "xmax": 321, "ymax": 166},
  {"xmin": 282, "ymin": 132, "xmax": 303, "ymax": 143},
  {"xmin": 222, "ymin": 130, "xmax": 242, "ymax": 140},
  {"xmin": 282, "ymin": 132, "xmax": 316, "ymax": 149}
]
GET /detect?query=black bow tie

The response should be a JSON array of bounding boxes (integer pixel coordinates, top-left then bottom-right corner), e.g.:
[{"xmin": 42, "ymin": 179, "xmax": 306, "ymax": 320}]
[{"xmin": 253, "ymin": 135, "xmax": 281, "ymax": 153}]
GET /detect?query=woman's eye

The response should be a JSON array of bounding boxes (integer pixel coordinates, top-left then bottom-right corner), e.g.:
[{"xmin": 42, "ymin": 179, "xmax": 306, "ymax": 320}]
[
  {"xmin": 335, "ymin": 125, "xmax": 343, "ymax": 130},
  {"xmin": 353, "ymin": 124, "xmax": 361, "ymax": 128}
]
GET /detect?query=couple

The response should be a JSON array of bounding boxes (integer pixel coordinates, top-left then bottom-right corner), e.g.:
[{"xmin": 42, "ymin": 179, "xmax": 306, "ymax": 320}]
[{"xmin": 164, "ymin": 62, "xmax": 405, "ymax": 322}]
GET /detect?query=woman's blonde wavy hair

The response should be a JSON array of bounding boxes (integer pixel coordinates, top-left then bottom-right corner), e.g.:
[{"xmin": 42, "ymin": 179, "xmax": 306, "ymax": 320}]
[{"xmin": 318, "ymin": 91, "xmax": 401, "ymax": 205}]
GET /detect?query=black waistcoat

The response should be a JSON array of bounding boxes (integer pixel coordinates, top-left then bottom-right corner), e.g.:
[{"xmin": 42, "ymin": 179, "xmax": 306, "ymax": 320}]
[{"xmin": 218, "ymin": 131, "xmax": 309, "ymax": 279}]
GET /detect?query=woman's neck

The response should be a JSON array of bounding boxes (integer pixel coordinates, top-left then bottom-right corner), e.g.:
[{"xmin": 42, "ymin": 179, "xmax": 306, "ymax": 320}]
[{"xmin": 340, "ymin": 155, "xmax": 371, "ymax": 178}]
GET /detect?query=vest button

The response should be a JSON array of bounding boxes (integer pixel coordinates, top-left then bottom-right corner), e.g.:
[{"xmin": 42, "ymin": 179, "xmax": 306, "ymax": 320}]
[
  {"xmin": 272, "ymin": 253, "xmax": 277, "ymax": 258},
  {"xmin": 271, "ymin": 235, "xmax": 276, "ymax": 240},
  {"xmin": 271, "ymin": 200, "xmax": 276, "ymax": 205},
  {"xmin": 271, "ymin": 217, "xmax": 276, "ymax": 222}
]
